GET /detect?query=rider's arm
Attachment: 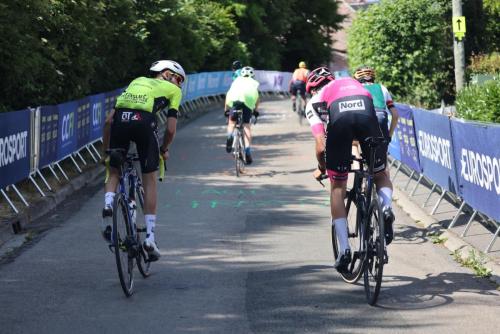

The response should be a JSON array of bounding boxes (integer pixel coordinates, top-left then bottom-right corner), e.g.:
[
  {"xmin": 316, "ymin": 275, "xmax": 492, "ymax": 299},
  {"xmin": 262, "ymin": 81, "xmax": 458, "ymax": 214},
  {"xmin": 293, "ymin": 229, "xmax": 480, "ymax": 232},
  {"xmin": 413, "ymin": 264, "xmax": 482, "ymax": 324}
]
[
  {"xmin": 381, "ymin": 84, "xmax": 399, "ymax": 138},
  {"xmin": 161, "ymin": 111, "xmax": 177, "ymax": 154},
  {"xmin": 102, "ymin": 109, "xmax": 115, "ymax": 155}
]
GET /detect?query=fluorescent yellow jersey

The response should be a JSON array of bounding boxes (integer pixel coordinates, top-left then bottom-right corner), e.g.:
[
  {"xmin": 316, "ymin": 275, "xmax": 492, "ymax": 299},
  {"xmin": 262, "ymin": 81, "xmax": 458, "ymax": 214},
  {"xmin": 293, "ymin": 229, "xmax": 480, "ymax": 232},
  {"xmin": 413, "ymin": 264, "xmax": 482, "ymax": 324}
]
[
  {"xmin": 115, "ymin": 77, "xmax": 182, "ymax": 114},
  {"xmin": 225, "ymin": 76, "xmax": 260, "ymax": 110}
]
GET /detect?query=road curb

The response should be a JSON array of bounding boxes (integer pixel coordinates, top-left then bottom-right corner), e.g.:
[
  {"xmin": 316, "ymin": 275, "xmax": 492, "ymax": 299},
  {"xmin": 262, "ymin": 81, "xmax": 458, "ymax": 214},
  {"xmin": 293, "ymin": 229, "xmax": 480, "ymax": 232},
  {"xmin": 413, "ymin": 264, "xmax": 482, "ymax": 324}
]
[{"xmin": 393, "ymin": 185, "xmax": 500, "ymax": 287}]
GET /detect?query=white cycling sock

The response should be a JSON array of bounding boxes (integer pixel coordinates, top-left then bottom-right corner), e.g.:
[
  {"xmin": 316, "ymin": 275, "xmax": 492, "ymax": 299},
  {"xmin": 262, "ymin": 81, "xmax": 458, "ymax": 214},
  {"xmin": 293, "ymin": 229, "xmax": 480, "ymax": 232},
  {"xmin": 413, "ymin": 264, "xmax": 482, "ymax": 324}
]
[
  {"xmin": 104, "ymin": 192, "xmax": 115, "ymax": 208},
  {"xmin": 378, "ymin": 187, "xmax": 393, "ymax": 208},
  {"xmin": 333, "ymin": 218, "xmax": 350, "ymax": 254},
  {"xmin": 145, "ymin": 214, "xmax": 156, "ymax": 242}
]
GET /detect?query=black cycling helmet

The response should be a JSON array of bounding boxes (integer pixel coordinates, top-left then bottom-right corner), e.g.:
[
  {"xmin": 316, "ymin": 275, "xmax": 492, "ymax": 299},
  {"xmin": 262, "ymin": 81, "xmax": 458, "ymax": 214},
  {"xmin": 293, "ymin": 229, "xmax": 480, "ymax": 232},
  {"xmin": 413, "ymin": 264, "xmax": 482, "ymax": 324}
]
[{"xmin": 232, "ymin": 60, "xmax": 242, "ymax": 71}]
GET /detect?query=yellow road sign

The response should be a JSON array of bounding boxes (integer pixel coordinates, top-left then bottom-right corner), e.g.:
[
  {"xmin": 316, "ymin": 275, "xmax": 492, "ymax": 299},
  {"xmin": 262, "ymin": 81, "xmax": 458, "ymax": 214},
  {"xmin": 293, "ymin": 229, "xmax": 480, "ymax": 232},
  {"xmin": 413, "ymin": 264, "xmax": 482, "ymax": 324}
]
[{"xmin": 453, "ymin": 16, "xmax": 466, "ymax": 34}]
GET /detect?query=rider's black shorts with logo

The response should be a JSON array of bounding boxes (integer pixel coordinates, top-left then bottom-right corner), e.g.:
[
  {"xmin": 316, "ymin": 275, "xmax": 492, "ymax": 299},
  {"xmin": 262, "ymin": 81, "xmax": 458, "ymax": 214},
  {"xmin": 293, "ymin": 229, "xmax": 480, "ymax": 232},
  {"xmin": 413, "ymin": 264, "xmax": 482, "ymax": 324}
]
[
  {"xmin": 290, "ymin": 80, "xmax": 306, "ymax": 98},
  {"xmin": 110, "ymin": 109, "xmax": 160, "ymax": 173},
  {"xmin": 326, "ymin": 95, "xmax": 385, "ymax": 180},
  {"xmin": 229, "ymin": 101, "xmax": 252, "ymax": 124}
]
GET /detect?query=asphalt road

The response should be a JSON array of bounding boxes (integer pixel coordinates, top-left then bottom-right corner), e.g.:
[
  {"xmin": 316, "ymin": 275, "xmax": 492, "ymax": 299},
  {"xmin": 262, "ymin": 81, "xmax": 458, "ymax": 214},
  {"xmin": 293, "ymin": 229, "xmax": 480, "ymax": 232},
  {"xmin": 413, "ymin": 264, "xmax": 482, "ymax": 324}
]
[{"xmin": 0, "ymin": 98, "xmax": 499, "ymax": 334}]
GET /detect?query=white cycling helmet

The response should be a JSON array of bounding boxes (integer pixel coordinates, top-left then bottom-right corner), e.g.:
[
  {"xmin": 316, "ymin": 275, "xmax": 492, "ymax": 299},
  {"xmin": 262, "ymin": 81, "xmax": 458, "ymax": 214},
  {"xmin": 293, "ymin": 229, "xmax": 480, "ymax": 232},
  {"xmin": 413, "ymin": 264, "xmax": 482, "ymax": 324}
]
[
  {"xmin": 150, "ymin": 60, "xmax": 186, "ymax": 84},
  {"xmin": 240, "ymin": 66, "xmax": 255, "ymax": 78}
]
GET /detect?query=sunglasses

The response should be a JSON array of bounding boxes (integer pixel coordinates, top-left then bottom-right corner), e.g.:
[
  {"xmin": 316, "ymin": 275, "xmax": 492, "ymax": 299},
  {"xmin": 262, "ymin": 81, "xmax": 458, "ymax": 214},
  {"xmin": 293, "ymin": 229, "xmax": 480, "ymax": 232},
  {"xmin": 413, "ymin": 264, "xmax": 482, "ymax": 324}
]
[{"xmin": 165, "ymin": 71, "xmax": 184, "ymax": 86}]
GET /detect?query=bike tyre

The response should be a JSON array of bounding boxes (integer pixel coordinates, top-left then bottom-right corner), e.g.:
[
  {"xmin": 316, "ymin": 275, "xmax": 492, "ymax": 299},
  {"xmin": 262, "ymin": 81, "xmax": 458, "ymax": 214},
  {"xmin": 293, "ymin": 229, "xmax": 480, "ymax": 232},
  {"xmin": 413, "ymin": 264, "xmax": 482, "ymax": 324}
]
[
  {"xmin": 332, "ymin": 190, "xmax": 365, "ymax": 283},
  {"xmin": 363, "ymin": 197, "xmax": 385, "ymax": 305},
  {"xmin": 113, "ymin": 194, "xmax": 135, "ymax": 297}
]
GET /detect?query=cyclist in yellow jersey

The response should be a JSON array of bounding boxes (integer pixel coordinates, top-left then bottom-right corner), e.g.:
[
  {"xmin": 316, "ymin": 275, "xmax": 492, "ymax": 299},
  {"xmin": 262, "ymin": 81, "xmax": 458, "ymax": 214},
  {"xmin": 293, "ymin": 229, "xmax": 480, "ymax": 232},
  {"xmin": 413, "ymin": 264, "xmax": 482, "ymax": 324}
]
[
  {"xmin": 289, "ymin": 61, "xmax": 309, "ymax": 112},
  {"xmin": 101, "ymin": 60, "xmax": 185, "ymax": 260},
  {"xmin": 224, "ymin": 66, "xmax": 260, "ymax": 164}
]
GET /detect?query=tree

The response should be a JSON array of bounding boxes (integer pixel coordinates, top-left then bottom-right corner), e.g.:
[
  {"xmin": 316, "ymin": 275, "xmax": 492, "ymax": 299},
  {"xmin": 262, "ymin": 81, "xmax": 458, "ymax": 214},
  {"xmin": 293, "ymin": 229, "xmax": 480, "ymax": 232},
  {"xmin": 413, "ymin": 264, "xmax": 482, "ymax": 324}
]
[{"xmin": 347, "ymin": 0, "xmax": 453, "ymax": 108}]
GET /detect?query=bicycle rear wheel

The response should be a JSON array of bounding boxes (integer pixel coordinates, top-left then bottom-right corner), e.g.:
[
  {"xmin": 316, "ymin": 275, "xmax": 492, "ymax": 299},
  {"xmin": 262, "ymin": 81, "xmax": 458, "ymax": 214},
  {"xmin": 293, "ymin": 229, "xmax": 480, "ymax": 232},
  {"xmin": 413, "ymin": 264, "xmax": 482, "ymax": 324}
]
[
  {"xmin": 296, "ymin": 94, "xmax": 304, "ymax": 124},
  {"xmin": 134, "ymin": 185, "xmax": 151, "ymax": 278},
  {"xmin": 363, "ymin": 197, "xmax": 385, "ymax": 305},
  {"xmin": 234, "ymin": 132, "xmax": 241, "ymax": 177},
  {"xmin": 332, "ymin": 190, "xmax": 365, "ymax": 283},
  {"xmin": 112, "ymin": 194, "xmax": 135, "ymax": 297}
]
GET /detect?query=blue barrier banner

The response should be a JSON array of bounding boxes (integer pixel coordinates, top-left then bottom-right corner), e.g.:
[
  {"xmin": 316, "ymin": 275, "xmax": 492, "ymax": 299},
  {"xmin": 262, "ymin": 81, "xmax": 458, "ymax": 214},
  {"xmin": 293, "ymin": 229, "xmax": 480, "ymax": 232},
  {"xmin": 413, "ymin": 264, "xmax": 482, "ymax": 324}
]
[
  {"xmin": 76, "ymin": 97, "xmax": 90, "ymax": 149},
  {"xmin": 395, "ymin": 103, "xmax": 421, "ymax": 172},
  {"xmin": 255, "ymin": 71, "xmax": 292, "ymax": 92},
  {"xmin": 451, "ymin": 119, "xmax": 500, "ymax": 221},
  {"xmin": 196, "ymin": 72, "xmax": 208, "ymax": 99},
  {"xmin": 413, "ymin": 108, "xmax": 459, "ymax": 194},
  {"xmin": 0, "ymin": 109, "xmax": 31, "ymax": 189},
  {"xmin": 206, "ymin": 71, "xmax": 224, "ymax": 96},
  {"xmin": 57, "ymin": 100, "xmax": 78, "ymax": 159},
  {"xmin": 388, "ymin": 128, "xmax": 401, "ymax": 161},
  {"xmin": 89, "ymin": 93, "xmax": 105, "ymax": 141},
  {"xmin": 185, "ymin": 74, "xmax": 198, "ymax": 102},
  {"xmin": 39, "ymin": 105, "xmax": 59, "ymax": 168}
]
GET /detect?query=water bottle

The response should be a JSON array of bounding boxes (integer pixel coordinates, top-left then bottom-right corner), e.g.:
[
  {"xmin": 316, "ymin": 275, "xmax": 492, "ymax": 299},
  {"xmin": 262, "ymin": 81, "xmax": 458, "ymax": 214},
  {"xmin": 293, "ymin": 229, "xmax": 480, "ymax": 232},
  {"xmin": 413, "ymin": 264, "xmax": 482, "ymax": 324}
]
[{"xmin": 128, "ymin": 199, "xmax": 137, "ymax": 225}]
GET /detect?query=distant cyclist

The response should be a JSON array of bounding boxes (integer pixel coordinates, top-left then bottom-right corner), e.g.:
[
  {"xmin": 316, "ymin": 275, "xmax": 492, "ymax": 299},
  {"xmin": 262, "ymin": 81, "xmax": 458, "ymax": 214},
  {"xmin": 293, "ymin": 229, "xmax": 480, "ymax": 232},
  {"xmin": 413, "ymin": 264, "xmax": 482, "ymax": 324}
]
[
  {"xmin": 354, "ymin": 65, "xmax": 398, "ymax": 244},
  {"xmin": 232, "ymin": 60, "xmax": 243, "ymax": 81},
  {"xmin": 101, "ymin": 60, "xmax": 185, "ymax": 261},
  {"xmin": 224, "ymin": 66, "xmax": 260, "ymax": 164},
  {"xmin": 289, "ymin": 61, "xmax": 309, "ymax": 112},
  {"xmin": 307, "ymin": 72, "xmax": 388, "ymax": 272}
]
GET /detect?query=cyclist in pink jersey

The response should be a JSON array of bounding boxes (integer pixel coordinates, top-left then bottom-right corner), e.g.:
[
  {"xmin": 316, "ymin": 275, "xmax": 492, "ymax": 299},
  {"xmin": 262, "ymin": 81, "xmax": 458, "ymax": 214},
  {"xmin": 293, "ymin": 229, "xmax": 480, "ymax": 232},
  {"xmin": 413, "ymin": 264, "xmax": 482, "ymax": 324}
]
[{"xmin": 307, "ymin": 71, "xmax": 389, "ymax": 273}]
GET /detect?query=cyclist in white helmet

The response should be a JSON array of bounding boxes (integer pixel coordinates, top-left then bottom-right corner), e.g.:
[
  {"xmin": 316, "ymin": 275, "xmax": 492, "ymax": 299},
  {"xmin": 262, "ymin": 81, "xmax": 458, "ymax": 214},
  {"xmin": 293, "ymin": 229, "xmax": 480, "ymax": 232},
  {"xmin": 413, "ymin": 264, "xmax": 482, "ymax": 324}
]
[
  {"xmin": 101, "ymin": 60, "xmax": 185, "ymax": 261},
  {"xmin": 224, "ymin": 66, "xmax": 260, "ymax": 164}
]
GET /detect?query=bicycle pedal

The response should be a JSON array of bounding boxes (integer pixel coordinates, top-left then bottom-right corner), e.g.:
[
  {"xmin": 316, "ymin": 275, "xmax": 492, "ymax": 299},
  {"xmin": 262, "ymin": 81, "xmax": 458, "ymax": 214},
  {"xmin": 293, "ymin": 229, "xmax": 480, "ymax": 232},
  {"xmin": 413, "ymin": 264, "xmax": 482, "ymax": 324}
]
[
  {"xmin": 384, "ymin": 251, "xmax": 389, "ymax": 264},
  {"xmin": 108, "ymin": 244, "xmax": 115, "ymax": 254}
]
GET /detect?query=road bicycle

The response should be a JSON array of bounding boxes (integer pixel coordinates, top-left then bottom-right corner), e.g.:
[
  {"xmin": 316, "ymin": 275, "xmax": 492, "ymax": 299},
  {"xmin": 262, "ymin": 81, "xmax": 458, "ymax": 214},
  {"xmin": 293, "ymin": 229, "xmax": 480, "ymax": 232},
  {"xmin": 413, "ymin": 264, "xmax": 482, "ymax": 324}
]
[
  {"xmin": 295, "ymin": 90, "xmax": 306, "ymax": 125},
  {"xmin": 318, "ymin": 137, "xmax": 389, "ymax": 305},
  {"xmin": 106, "ymin": 149, "xmax": 165, "ymax": 296},
  {"xmin": 228, "ymin": 106, "xmax": 257, "ymax": 177}
]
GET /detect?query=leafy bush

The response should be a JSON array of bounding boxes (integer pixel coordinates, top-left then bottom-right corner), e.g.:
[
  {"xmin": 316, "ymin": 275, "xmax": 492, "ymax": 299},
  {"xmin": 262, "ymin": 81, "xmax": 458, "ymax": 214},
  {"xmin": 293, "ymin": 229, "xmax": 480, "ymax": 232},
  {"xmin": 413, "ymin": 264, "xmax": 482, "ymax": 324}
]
[
  {"xmin": 456, "ymin": 79, "xmax": 500, "ymax": 123},
  {"xmin": 347, "ymin": 0, "xmax": 453, "ymax": 109},
  {"xmin": 468, "ymin": 52, "xmax": 500, "ymax": 75}
]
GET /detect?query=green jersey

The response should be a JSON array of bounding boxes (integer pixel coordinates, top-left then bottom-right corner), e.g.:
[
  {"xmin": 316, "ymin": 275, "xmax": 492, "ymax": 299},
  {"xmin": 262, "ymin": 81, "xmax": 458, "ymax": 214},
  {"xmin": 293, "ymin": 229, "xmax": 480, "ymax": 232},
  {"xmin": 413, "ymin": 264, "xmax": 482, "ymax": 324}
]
[
  {"xmin": 225, "ymin": 76, "xmax": 259, "ymax": 110},
  {"xmin": 362, "ymin": 83, "xmax": 386, "ymax": 111},
  {"xmin": 115, "ymin": 76, "xmax": 182, "ymax": 114}
]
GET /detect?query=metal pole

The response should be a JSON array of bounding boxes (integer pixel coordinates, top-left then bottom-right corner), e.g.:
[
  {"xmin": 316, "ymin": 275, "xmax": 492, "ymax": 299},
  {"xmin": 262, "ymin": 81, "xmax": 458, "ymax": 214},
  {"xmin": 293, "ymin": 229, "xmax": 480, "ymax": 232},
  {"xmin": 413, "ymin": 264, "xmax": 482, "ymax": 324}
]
[
  {"xmin": 56, "ymin": 162, "xmax": 69, "ymax": 180},
  {"xmin": 391, "ymin": 162, "xmax": 402, "ymax": 182},
  {"xmin": 448, "ymin": 200, "xmax": 466, "ymax": 229},
  {"xmin": 29, "ymin": 175, "xmax": 45, "ymax": 197},
  {"xmin": 1, "ymin": 188, "xmax": 19, "ymax": 213},
  {"xmin": 12, "ymin": 184, "xmax": 29, "ymax": 207},
  {"xmin": 410, "ymin": 174, "xmax": 424, "ymax": 196},
  {"xmin": 77, "ymin": 151, "xmax": 87, "ymax": 166},
  {"xmin": 49, "ymin": 165, "xmax": 61, "ymax": 182},
  {"xmin": 404, "ymin": 170, "xmax": 416, "ymax": 191},
  {"xmin": 37, "ymin": 170, "xmax": 52, "ymax": 191},
  {"xmin": 461, "ymin": 210, "xmax": 477, "ymax": 237},
  {"xmin": 452, "ymin": 0, "xmax": 465, "ymax": 91},
  {"xmin": 423, "ymin": 183, "xmax": 437, "ymax": 208},
  {"xmin": 485, "ymin": 224, "xmax": 499, "ymax": 253},
  {"xmin": 86, "ymin": 145, "xmax": 98, "ymax": 163},
  {"xmin": 70, "ymin": 155, "xmax": 82, "ymax": 173},
  {"xmin": 90, "ymin": 143, "xmax": 101, "ymax": 159},
  {"xmin": 431, "ymin": 188, "xmax": 447, "ymax": 215}
]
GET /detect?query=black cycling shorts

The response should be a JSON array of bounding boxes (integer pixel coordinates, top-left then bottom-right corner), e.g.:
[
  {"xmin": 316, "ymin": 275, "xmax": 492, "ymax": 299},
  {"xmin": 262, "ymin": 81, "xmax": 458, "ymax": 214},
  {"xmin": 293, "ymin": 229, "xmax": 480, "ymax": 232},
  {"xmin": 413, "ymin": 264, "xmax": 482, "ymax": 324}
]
[
  {"xmin": 109, "ymin": 109, "xmax": 160, "ymax": 174},
  {"xmin": 229, "ymin": 101, "xmax": 252, "ymax": 124},
  {"xmin": 326, "ymin": 95, "xmax": 385, "ymax": 180},
  {"xmin": 290, "ymin": 80, "xmax": 306, "ymax": 98}
]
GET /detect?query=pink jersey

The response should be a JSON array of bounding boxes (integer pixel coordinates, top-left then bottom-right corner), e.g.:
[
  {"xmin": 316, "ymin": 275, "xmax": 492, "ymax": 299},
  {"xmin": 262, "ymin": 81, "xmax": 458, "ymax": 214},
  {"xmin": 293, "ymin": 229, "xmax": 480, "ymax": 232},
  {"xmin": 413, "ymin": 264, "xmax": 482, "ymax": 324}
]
[{"xmin": 319, "ymin": 77, "xmax": 372, "ymax": 108}]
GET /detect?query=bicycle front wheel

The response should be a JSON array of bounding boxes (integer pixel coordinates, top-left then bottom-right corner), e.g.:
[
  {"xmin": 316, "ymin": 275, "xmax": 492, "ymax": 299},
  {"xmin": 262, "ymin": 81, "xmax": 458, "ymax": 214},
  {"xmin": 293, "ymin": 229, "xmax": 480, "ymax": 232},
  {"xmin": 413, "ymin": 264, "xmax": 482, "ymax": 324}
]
[
  {"xmin": 363, "ymin": 197, "xmax": 385, "ymax": 305},
  {"xmin": 113, "ymin": 194, "xmax": 135, "ymax": 297},
  {"xmin": 332, "ymin": 190, "xmax": 365, "ymax": 283}
]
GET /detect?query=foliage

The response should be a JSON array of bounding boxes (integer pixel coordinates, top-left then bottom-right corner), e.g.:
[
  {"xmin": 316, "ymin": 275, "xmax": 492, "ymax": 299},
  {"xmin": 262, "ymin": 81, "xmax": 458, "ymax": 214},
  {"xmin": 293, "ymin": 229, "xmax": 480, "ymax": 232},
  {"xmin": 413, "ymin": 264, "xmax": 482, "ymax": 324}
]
[
  {"xmin": 0, "ymin": 0, "xmax": 343, "ymax": 112},
  {"xmin": 453, "ymin": 249, "xmax": 492, "ymax": 278},
  {"xmin": 347, "ymin": 0, "xmax": 453, "ymax": 109},
  {"xmin": 468, "ymin": 52, "xmax": 500, "ymax": 75},
  {"xmin": 455, "ymin": 79, "xmax": 500, "ymax": 123}
]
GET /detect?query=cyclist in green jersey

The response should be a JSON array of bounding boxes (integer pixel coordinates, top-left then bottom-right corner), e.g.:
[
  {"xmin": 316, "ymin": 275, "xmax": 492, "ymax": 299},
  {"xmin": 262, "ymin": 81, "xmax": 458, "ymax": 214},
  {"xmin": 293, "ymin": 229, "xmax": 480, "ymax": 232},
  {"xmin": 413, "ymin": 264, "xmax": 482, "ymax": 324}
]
[
  {"xmin": 101, "ymin": 60, "xmax": 185, "ymax": 260},
  {"xmin": 225, "ymin": 66, "xmax": 260, "ymax": 164},
  {"xmin": 354, "ymin": 65, "xmax": 399, "ymax": 244},
  {"xmin": 232, "ymin": 60, "xmax": 242, "ymax": 81}
]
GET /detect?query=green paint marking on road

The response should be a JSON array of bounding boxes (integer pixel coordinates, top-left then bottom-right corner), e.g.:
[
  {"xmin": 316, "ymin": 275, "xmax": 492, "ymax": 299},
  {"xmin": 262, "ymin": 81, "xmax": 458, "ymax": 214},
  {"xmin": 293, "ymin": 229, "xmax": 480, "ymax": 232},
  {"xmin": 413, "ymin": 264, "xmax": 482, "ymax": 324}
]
[
  {"xmin": 235, "ymin": 200, "xmax": 246, "ymax": 208},
  {"xmin": 191, "ymin": 200, "xmax": 199, "ymax": 209},
  {"xmin": 210, "ymin": 201, "xmax": 218, "ymax": 208}
]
